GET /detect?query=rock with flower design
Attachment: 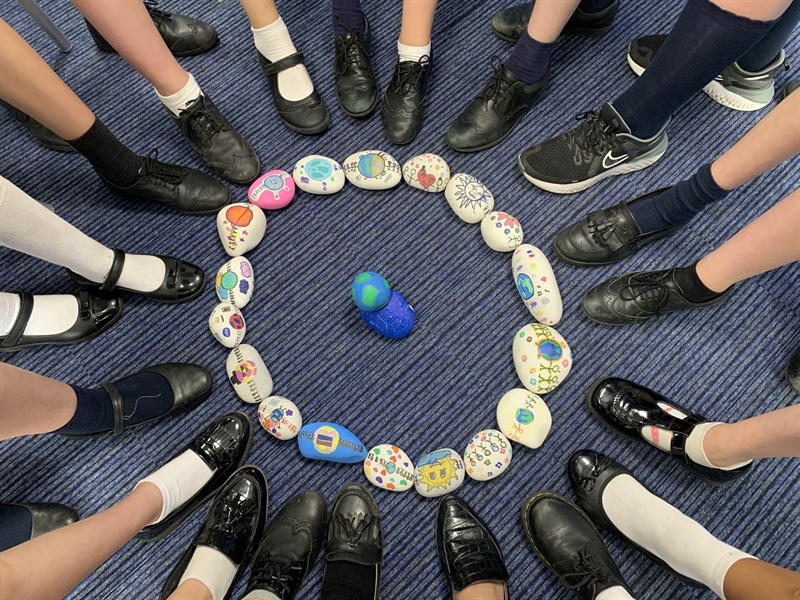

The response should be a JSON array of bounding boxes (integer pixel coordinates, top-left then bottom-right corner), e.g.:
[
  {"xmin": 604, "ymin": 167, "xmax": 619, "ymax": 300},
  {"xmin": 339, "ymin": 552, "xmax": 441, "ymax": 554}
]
[
  {"xmin": 215, "ymin": 257, "xmax": 254, "ymax": 308},
  {"xmin": 226, "ymin": 344, "xmax": 272, "ymax": 403},
  {"xmin": 216, "ymin": 203, "xmax": 267, "ymax": 257},
  {"xmin": 257, "ymin": 396, "xmax": 302, "ymax": 440},
  {"xmin": 293, "ymin": 155, "xmax": 345, "ymax": 195},
  {"xmin": 481, "ymin": 211, "xmax": 524, "ymax": 252},
  {"xmin": 402, "ymin": 154, "xmax": 450, "ymax": 193},
  {"xmin": 414, "ymin": 448, "xmax": 465, "ymax": 498},
  {"xmin": 496, "ymin": 389, "xmax": 552, "ymax": 449},
  {"xmin": 511, "ymin": 244, "xmax": 562, "ymax": 325},
  {"xmin": 512, "ymin": 323, "xmax": 572, "ymax": 394},
  {"xmin": 208, "ymin": 302, "xmax": 246, "ymax": 348},
  {"xmin": 445, "ymin": 173, "xmax": 494, "ymax": 223},
  {"xmin": 363, "ymin": 445, "xmax": 415, "ymax": 492},
  {"xmin": 463, "ymin": 429, "xmax": 512, "ymax": 481},
  {"xmin": 342, "ymin": 150, "xmax": 402, "ymax": 190}
]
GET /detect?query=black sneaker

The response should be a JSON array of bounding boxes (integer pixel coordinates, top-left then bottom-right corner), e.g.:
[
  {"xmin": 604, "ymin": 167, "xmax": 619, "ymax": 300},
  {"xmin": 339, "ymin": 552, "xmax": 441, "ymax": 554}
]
[
  {"xmin": 518, "ymin": 103, "xmax": 668, "ymax": 194},
  {"xmin": 381, "ymin": 54, "xmax": 433, "ymax": 146},
  {"xmin": 491, "ymin": 0, "xmax": 619, "ymax": 43},
  {"xmin": 169, "ymin": 93, "xmax": 260, "ymax": 185},
  {"xmin": 334, "ymin": 16, "xmax": 378, "ymax": 118},
  {"xmin": 0, "ymin": 101, "xmax": 73, "ymax": 152},
  {"xmin": 781, "ymin": 79, "xmax": 800, "ymax": 102},
  {"xmin": 446, "ymin": 60, "xmax": 550, "ymax": 153}
]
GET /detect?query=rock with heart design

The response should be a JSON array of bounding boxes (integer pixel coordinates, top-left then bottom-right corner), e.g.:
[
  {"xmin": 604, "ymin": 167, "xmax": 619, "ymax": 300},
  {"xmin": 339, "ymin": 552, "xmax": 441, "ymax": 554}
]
[
  {"xmin": 481, "ymin": 211, "xmax": 524, "ymax": 252},
  {"xmin": 342, "ymin": 150, "xmax": 402, "ymax": 190},
  {"xmin": 257, "ymin": 396, "xmax": 302, "ymax": 440},
  {"xmin": 363, "ymin": 445, "xmax": 415, "ymax": 492},
  {"xmin": 463, "ymin": 429, "xmax": 512, "ymax": 481},
  {"xmin": 293, "ymin": 155, "xmax": 345, "ymax": 195},
  {"xmin": 216, "ymin": 203, "xmax": 267, "ymax": 257},
  {"xmin": 496, "ymin": 389, "xmax": 552, "ymax": 449},
  {"xmin": 445, "ymin": 173, "xmax": 495, "ymax": 223},
  {"xmin": 512, "ymin": 323, "xmax": 572, "ymax": 394},
  {"xmin": 215, "ymin": 257, "xmax": 254, "ymax": 308},
  {"xmin": 208, "ymin": 302, "xmax": 246, "ymax": 348},
  {"xmin": 402, "ymin": 153, "xmax": 450, "ymax": 193},
  {"xmin": 226, "ymin": 344, "xmax": 271, "ymax": 403},
  {"xmin": 511, "ymin": 244, "xmax": 562, "ymax": 325},
  {"xmin": 414, "ymin": 448, "xmax": 465, "ymax": 498},
  {"xmin": 297, "ymin": 422, "xmax": 368, "ymax": 463},
  {"xmin": 360, "ymin": 290, "xmax": 416, "ymax": 339},
  {"xmin": 248, "ymin": 170, "xmax": 295, "ymax": 210}
]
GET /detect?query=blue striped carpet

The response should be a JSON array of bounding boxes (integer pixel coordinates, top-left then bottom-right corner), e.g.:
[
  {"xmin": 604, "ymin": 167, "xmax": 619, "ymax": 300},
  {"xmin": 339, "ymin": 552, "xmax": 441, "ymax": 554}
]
[{"xmin": 0, "ymin": 0, "xmax": 798, "ymax": 598}]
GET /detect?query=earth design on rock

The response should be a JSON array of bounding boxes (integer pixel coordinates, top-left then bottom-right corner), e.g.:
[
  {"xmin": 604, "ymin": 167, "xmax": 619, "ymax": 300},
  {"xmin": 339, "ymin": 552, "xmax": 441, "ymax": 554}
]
[
  {"xmin": 512, "ymin": 323, "xmax": 572, "ymax": 394},
  {"xmin": 496, "ymin": 388, "xmax": 552, "ymax": 449},
  {"xmin": 305, "ymin": 158, "xmax": 333, "ymax": 181},
  {"xmin": 343, "ymin": 150, "xmax": 402, "ymax": 190},
  {"xmin": 359, "ymin": 154, "xmax": 385, "ymax": 178},
  {"xmin": 351, "ymin": 271, "xmax": 391, "ymax": 312},
  {"xmin": 293, "ymin": 155, "xmax": 344, "ymax": 195}
]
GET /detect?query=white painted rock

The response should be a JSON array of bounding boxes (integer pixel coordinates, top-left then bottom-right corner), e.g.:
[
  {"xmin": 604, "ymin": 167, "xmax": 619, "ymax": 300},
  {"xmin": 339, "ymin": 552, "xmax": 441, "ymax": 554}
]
[
  {"xmin": 208, "ymin": 302, "xmax": 246, "ymax": 348},
  {"xmin": 496, "ymin": 389, "xmax": 552, "ymax": 449},
  {"xmin": 342, "ymin": 150, "xmax": 402, "ymax": 190},
  {"xmin": 226, "ymin": 344, "xmax": 272, "ymax": 403},
  {"xmin": 402, "ymin": 153, "xmax": 449, "ymax": 193},
  {"xmin": 293, "ymin": 155, "xmax": 345, "ymax": 195},
  {"xmin": 512, "ymin": 323, "xmax": 573, "ymax": 394},
  {"xmin": 363, "ymin": 445, "xmax": 415, "ymax": 492},
  {"xmin": 257, "ymin": 396, "xmax": 302, "ymax": 440},
  {"xmin": 414, "ymin": 448, "xmax": 465, "ymax": 498},
  {"xmin": 481, "ymin": 211, "xmax": 524, "ymax": 252},
  {"xmin": 511, "ymin": 244, "xmax": 563, "ymax": 325},
  {"xmin": 216, "ymin": 203, "xmax": 267, "ymax": 257},
  {"xmin": 463, "ymin": 429, "xmax": 512, "ymax": 481},
  {"xmin": 215, "ymin": 257, "xmax": 254, "ymax": 308},
  {"xmin": 444, "ymin": 173, "xmax": 494, "ymax": 223}
]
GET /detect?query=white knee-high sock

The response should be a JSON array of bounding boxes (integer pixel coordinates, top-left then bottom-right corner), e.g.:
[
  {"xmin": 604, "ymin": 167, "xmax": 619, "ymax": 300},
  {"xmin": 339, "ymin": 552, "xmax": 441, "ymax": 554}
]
[
  {"xmin": 0, "ymin": 292, "xmax": 79, "ymax": 337},
  {"xmin": 252, "ymin": 18, "xmax": 314, "ymax": 101},
  {"xmin": 596, "ymin": 587, "xmax": 637, "ymax": 600},
  {"xmin": 243, "ymin": 591, "xmax": 281, "ymax": 600},
  {"xmin": 157, "ymin": 72, "xmax": 203, "ymax": 116},
  {"xmin": 178, "ymin": 546, "xmax": 238, "ymax": 600}
]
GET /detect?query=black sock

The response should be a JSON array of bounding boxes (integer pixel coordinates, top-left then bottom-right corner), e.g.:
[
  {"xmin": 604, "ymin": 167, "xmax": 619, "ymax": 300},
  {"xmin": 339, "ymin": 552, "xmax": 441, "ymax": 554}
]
[
  {"xmin": 672, "ymin": 263, "xmax": 727, "ymax": 303},
  {"xmin": 320, "ymin": 562, "xmax": 378, "ymax": 600},
  {"xmin": 67, "ymin": 118, "xmax": 143, "ymax": 187},
  {"xmin": 504, "ymin": 31, "xmax": 553, "ymax": 85},
  {"xmin": 332, "ymin": 0, "xmax": 364, "ymax": 35},
  {"xmin": 56, "ymin": 371, "xmax": 175, "ymax": 436},
  {"xmin": 0, "ymin": 504, "xmax": 33, "ymax": 552},
  {"xmin": 737, "ymin": 0, "xmax": 800, "ymax": 71},
  {"xmin": 578, "ymin": 0, "xmax": 615, "ymax": 13},
  {"xmin": 612, "ymin": 0, "xmax": 775, "ymax": 139}
]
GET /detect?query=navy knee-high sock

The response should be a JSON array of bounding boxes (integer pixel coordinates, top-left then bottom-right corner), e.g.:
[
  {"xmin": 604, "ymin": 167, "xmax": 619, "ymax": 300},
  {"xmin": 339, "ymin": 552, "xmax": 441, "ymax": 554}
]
[
  {"xmin": 332, "ymin": 0, "xmax": 364, "ymax": 35},
  {"xmin": 0, "ymin": 505, "xmax": 32, "ymax": 552},
  {"xmin": 738, "ymin": 0, "xmax": 800, "ymax": 72},
  {"xmin": 612, "ymin": 0, "xmax": 776, "ymax": 139},
  {"xmin": 505, "ymin": 31, "xmax": 553, "ymax": 85}
]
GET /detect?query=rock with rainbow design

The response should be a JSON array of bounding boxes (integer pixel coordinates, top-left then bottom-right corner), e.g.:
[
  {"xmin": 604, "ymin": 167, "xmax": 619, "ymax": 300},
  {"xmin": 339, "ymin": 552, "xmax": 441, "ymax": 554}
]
[{"xmin": 363, "ymin": 444, "xmax": 415, "ymax": 492}]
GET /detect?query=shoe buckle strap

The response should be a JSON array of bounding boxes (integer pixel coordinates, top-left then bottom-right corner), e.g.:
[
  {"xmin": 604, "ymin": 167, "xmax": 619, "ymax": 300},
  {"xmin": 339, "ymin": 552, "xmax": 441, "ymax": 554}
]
[
  {"xmin": 263, "ymin": 52, "xmax": 305, "ymax": 75},
  {"xmin": 99, "ymin": 381, "xmax": 125, "ymax": 435},
  {"xmin": 1, "ymin": 292, "xmax": 33, "ymax": 347},
  {"xmin": 101, "ymin": 249, "xmax": 126, "ymax": 293}
]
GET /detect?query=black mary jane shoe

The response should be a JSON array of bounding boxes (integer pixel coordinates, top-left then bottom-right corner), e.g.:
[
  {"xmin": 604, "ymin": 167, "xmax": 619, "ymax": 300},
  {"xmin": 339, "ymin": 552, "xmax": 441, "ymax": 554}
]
[
  {"xmin": 0, "ymin": 503, "xmax": 79, "ymax": 551},
  {"xmin": 138, "ymin": 412, "xmax": 254, "ymax": 543},
  {"xmin": 334, "ymin": 16, "xmax": 378, "ymax": 118},
  {"xmin": 381, "ymin": 52, "xmax": 433, "ymax": 146},
  {"xmin": 0, "ymin": 290, "xmax": 122, "ymax": 353},
  {"xmin": 160, "ymin": 465, "xmax": 268, "ymax": 600},
  {"xmin": 0, "ymin": 101, "xmax": 74, "ymax": 152},
  {"xmin": 586, "ymin": 377, "xmax": 752, "ymax": 486},
  {"xmin": 66, "ymin": 249, "xmax": 205, "ymax": 304}
]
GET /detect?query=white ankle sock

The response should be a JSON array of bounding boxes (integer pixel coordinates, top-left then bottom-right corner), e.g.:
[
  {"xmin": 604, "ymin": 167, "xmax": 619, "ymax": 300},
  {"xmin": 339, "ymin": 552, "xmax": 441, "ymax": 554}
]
[
  {"xmin": 136, "ymin": 450, "xmax": 215, "ymax": 524},
  {"xmin": 178, "ymin": 546, "xmax": 238, "ymax": 600},
  {"xmin": 397, "ymin": 40, "xmax": 431, "ymax": 63},
  {"xmin": 0, "ymin": 293, "xmax": 79, "ymax": 337},
  {"xmin": 596, "ymin": 587, "xmax": 637, "ymax": 600},
  {"xmin": 157, "ymin": 73, "xmax": 203, "ymax": 116},
  {"xmin": 601, "ymin": 474, "xmax": 752, "ymax": 599},
  {"xmin": 243, "ymin": 591, "xmax": 281, "ymax": 600},
  {"xmin": 252, "ymin": 18, "xmax": 313, "ymax": 102}
]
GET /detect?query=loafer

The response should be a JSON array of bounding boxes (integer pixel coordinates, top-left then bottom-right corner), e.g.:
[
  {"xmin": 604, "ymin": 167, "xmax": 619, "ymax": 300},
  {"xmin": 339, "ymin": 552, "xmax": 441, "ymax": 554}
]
[
  {"xmin": 0, "ymin": 101, "xmax": 73, "ymax": 152},
  {"xmin": 334, "ymin": 16, "xmax": 378, "ymax": 118},
  {"xmin": 67, "ymin": 249, "xmax": 205, "ymax": 304},
  {"xmin": 98, "ymin": 149, "xmax": 232, "ymax": 215},
  {"xmin": 160, "ymin": 466, "xmax": 268, "ymax": 600},
  {"xmin": 0, "ymin": 291, "xmax": 122, "ymax": 353},
  {"xmin": 786, "ymin": 346, "xmax": 800, "ymax": 393},
  {"xmin": 553, "ymin": 188, "xmax": 684, "ymax": 266},
  {"xmin": 381, "ymin": 53, "xmax": 433, "ymax": 146},
  {"xmin": 138, "ymin": 412, "xmax": 254, "ymax": 542},
  {"xmin": 0, "ymin": 503, "xmax": 79, "ymax": 551},
  {"xmin": 521, "ymin": 491, "xmax": 631, "ymax": 600},
  {"xmin": 491, "ymin": 0, "xmax": 619, "ymax": 43},
  {"xmin": 436, "ymin": 495, "xmax": 509, "ymax": 597}
]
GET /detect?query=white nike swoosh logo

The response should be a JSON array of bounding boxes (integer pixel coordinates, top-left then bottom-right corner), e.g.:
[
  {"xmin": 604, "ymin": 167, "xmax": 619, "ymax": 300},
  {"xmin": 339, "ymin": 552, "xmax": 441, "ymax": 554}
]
[{"xmin": 602, "ymin": 151, "xmax": 629, "ymax": 169}]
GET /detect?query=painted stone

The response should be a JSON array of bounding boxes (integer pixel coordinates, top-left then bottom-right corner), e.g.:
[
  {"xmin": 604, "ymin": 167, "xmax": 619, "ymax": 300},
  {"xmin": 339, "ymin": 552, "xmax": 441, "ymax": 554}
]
[
  {"xmin": 208, "ymin": 302, "xmax": 246, "ymax": 348},
  {"xmin": 414, "ymin": 448, "xmax": 465, "ymax": 498},
  {"xmin": 297, "ymin": 422, "xmax": 368, "ymax": 463},
  {"xmin": 293, "ymin": 155, "xmax": 345, "ymax": 195},
  {"xmin": 248, "ymin": 170, "xmax": 295, "ymax": 210},
  {"xmin": 463, "ymin": 429, "xmax": 512, "ymax": 481},
  {"xmin": 496, "ymin": 389, "xmax": 552, "ymax": 449},
  {"xmin": 402, "ymin": 154, "xmax": 449, "ymax": 193},
  {"xmin": 363, "ymin": 445, "xmax": 415, "ymax": 492},
  {"xmin": 360, "ymin": 291, "xmax": 415, "ymax": 339},
  {"xmin": 351, "ymin": 271, "xmax": 391, "ymax": 312},
  {"xmin": 342, "ymin": 150, "xmax": 402, "ymax": 190},
  {"xmin": 226, "ymin": 344, "xmax": 271, "ymax": 404},
  {"xmin": 444, "ymin": 173, "xmax": 495, "ymax": 223},
  {"xmin": 512, "ymin": 323, "xmax": 573, "ymax": 394},
  {"xmin": 481, "ymin": 211, "xmax": 524, "ymax": 252},
  {"xmin": 511, "ymin": 244, "xmax": 563, "ymax": 325},
  {"xmin": 216, "ymin": 203, "xmax": 267, "ymax": 257},
  {"xmin": 215, "ymin": 257, "xmax": 254, "ymax": 308},
  {"xmin": 257, "ymin": 396, "xmax": 302, "ymax": 440}
]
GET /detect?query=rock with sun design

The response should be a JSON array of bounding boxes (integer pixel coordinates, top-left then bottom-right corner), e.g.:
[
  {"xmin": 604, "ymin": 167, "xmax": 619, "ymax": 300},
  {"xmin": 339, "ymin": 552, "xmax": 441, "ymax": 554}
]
[
  {"xmin": 293, "ymin": 155, "xmax": 345, "ymax": 195},
  {"xmin": 414, "ymin": 448, "xmax": 465, "ymax": 498},
  {"xmin": 496, "ymin": 389, "xmax": 552, "ymax": 449},
  {"xmin": 257, "ymin": 396, "xmax": 302, "ymax": 440},
  {"xmin": 364, "ymin": 445, "xmax": 415, "ymax": 492},
  {"xmin": 481, "ymin": 211, "xmax": 524, "ymax": 252},
  {"xmin": 511, "ymin": 244, "xmax": 562, "ymax": 325},
  {"xmin": 463, "ymin": 429, "xmax": 512, "ymax": 481},
  {"xmin": 216, "ymin": 203, "xmax": 267, "ymax": 257},
  {"xmin": 402, "ymin": 153, "xmax": 450, "ymax": 193},
  {"xmin": 512, "ymin": 323, "xmax": 572, "ymax": 394},
  {"xmin": 342, "ymin": 150, "xmax": 402, "ymax": 190},
  {"xmin": 444, "ymin": 173, "xmax": 495, "ymax": 223}
]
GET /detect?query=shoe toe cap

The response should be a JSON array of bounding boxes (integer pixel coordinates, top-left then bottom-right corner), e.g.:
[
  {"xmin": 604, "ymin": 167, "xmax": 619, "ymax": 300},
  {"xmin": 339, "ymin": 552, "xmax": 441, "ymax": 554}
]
[
  {"xmin": 567, "ymin": 449, "xmax": 606, "ymax": 487},
  {"xmin": 176, "ymin": 261, "xmax": 206, "ymax": 301},
  {"xmin": 144, "ymin": 363, "xmax": 213, "ymax": 412},
  {"xmin": 179, "ymin": 170, "xmax": 231, "ymax": 214},
  {"xmin": 581, "ymin": 285, "xmax": 619, "ymax": 323},
  {"xmin": 92, "ymin": 295, "xmax": 123, "ymax": 330}
]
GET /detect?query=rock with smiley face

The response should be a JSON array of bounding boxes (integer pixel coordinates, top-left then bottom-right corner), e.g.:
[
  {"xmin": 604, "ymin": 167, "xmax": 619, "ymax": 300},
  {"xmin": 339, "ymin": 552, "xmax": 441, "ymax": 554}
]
[
  {"xmin": 512, "ymin": 323, "xmax": 572, "ymax": 394},
  {"xmin": 402, "ymin": 153, "xmax": 450, "ymax": 193},
  {"xmin": 413, "ymin": 448, "xmax": 465, "ymax": 498},
  {"xmin": 248, "ymin": 170, "xmax": 295, "ymax": 210},
  {"xmin": 363, "ymin": 445, "xmax": 415, "ymax": 492},
  {"xmin": 444, "ymin": 173, "xmax": 495, "ymax": 223},
  {"xmin": 511, "ymin": 244, "xmax": 562, "ymax": 326},
  {"xmin": 226, "ymin": 344, "xmax": 272, "ymax": 404}
]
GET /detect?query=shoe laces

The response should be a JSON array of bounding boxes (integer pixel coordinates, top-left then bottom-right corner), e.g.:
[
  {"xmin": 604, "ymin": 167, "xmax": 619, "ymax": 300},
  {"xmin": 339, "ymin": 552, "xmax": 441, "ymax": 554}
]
[
  {"xmin": 576, "ymin": 455, "xmax": 611, "ymax": 492},
  {"xmin": 144, "ymin": 0, "xmax": 171, "ymax": 26},
  {"xmin": 140, "ymin": 149, "xmax": 187, "ymax": 187},
  {"xmin": 568, "ymin": 110, "xmax": 621, "ymax": 157},
  {"xmin": 336, "ymin": 512, "xmax": 372, "ymax": 547},
  {"xmin": 388, "ymin": 56, "xmax": 429, "ymax": 93},
  {"xmin": 252, "ymin": 555, "xmax": 302, "ymax": 595},
  {"xmin": 618, "ymin": 270, "xmax": 673, "ymax": 313},
  {"xmin": 178, "ymin": 96, "xmax": 225, "ymax": 150},
  {"xmin": 482, "ymin": 56, "xmax": 515, "ymax": 104},
  {"xmin": 334, "ymin": 17, "xmax": 369, "ymax": 75},
  {"xmin": 559, "ymin": 543, "xmax": 611, "ymax": 594}
]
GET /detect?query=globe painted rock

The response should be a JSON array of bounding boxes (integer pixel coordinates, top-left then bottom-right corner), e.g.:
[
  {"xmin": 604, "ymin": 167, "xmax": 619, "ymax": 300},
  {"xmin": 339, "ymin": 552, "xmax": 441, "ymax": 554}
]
[
  {"xmin": 481, "ymin": 211, "xmax": 524, "ymax": 252},
  {"xmin": 208, "ymin": 302, "xmax": 246, "ymax": 348},
  {"xmin": 293, "ymin": 155, "xmax": 345, "ymax": 195},
  {"xmin": 512, "ymin": 323, "xmax": 572, "ymax": 394},
  {"xmin": 248, "ymin": 170, "xmax": 295, "ymax": 210},
  {"xmin": 363, "ymin": 445, "xmax": 415, "ymax": 492},
  {"xmin": 351, "ymin": 271, "xmax": 391, "ymax": 312},
  {"xmin": 297, "ymin": 422, "xmax": 367, "ymax": 463},
  {"xmin": 402, "ymin": 153, "xmax": 449, "ymax": 193},
  {"xmin": 257, "ymin": 396, "xmax": 302, "ymax": 440},
  {"xmin": 511, "ymin": 244, "xmax": 563, "ymax": 325},
  {"xmin": 342, "ymin": 150, "xmax": 402, "ymax": 190},
  {"xmin": 414, "ymin": 448, "xmax": 465, "ymax": 498},
  {"xmin": 463, "ymin": 429, "xmax": 512, "ymax": 481},
  {"xmin": 215, "ymin": 257, "xmax": 254, "ymax": 308},
  {"xmin": 360, "ymin": 290, "xmax": 416, "ymax": 339},
  {"xmin": 226, "ymin": 344, "xmax": 271, "ymax": 404},
  {"xmin": 216, "ymin": 203, "xmax": 267, "ymax": 257},
  {"xmin": 444, "ymin": 173, "xmax": 495, "ymax": 223},
  {"xmin": 496, "ymin": 389, "xmax": 552, "ymax": 449}
]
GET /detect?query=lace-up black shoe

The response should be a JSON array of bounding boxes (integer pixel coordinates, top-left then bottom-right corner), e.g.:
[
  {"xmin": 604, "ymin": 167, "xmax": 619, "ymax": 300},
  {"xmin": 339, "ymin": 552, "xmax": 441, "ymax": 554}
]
[
  {"xmin": 581, "ymin": 268, "xmax": 731, "ymax": 325},
  {"xmin": 522, "ymin": 491, "xmax": 631, "ymax": 599},
  {"xmin": 446, "ymin": 60, "xmax": 550, "ymax": 153},
  {"xmin": 170, "ymin": 94, "xmax": 260, "ymax": 185},
  {"xmin": 381, "ymin": 53, "xmax": 433, "ymax": 145},
  {"xmin": 491, "ymin": 0, "xmax": 620, "ymax": 43},
  {"xmin": 244, "ymin": 491, "xmax": 328, "ymax": 600},
  {"xmin": 334, "ymin": 16, "xmax": 378, "ymax": 118},
  {"xmin": 97, "ymin": 149, "xmax": 231, "ymax": 215},
  {"xmin": 518, "ymin": 103, "xmax": 668, "ymax": 194}
]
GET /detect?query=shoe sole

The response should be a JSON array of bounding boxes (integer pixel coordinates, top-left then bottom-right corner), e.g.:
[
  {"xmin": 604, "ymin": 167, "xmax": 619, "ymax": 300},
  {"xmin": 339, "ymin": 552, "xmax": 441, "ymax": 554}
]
[
  {"xmin": 337, "ymin": 97, "xmax": 378, "ymax": 120},
  {"xmin": 176, "ymin": 191, "xmax": 232, "ymax": 216},
  {"xmin": 282, "ymin": 112, "xmax": 331, "ymax": 136}
]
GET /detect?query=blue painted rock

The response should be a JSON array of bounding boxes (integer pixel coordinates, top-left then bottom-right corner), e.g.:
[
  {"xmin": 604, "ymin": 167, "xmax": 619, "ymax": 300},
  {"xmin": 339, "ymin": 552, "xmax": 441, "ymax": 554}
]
[
  {"xmin": 402, "ymin": 153, "xmax": 449, "ymax": 193},
  {"xmin": 293, "ymin": 155, "xmax": 345, "ymax": 195},
  {"xmin": 208, "ymin": 302, "xmax": 246, "ymax": 348},
  {"xmin": 342, "ymin": 150, "xmax": 402, "ymax": 190},
  {"xmin": 360, "ymin": 291, "xmax": 416, "ymax": 339},
  {"xmin": 511, "ymin": 244, "xmax": 562, "ymax": 325},
  {"xmin": 297, "ymin": 422, "xmax": 368, "ymax": 463},
  {"xmin": 257, "ymin": 396, "xmax": 302, "ymax": 440},
  {"xmin": 414, "ymin": 448, "xmax": 465, "ymax": 498},
  {"xmin": 216, "ymin": 203, "xmax": 267, "ymax": 257},
  {"xmin": 363, "ymin": 445, "xmax": 415, "ymax": 492},
  {"xmin": 444, "ymin": 173, "xmax": 495, "ymax": 223},
  {"xmin": 512, "ymin": 323, "xmax": 572, "ymax": 394},
  {"xmin": 215, "ymin": 257, "xmax": 254, "ymax": 308},
  {"xmin": 226, "ymin": 344, "xmax": 271, "ymax": 404},
  {"xmin": 248, "ymin": 170, "xmax": 295, "ymax": 210},
  {"xmin": 463, "ymin": 429, "xmax": 512, "ymax": 481},
  {"xmin": 481, "ymin": 211, "xmax": 524, "ymax": 252},
  {"xmin": 496, "ymin": 389, "xmax": 552, "ymax": 449},
  {"xmin": 351, "ymin": 271, "xmax": 391, "ymax": 312}
]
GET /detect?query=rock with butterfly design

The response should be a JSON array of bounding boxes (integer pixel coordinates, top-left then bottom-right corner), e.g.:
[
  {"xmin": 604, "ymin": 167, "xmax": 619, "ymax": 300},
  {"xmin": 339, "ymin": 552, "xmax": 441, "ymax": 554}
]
[
  {"xmin": 208, "ymin": 302, "xmax": 246, "ymax": 348},
  {"xmin": 444, "ymin": 173, "xmax": 494, "ymax": 223},
  {"xmin": 226, "ymin": 344, "xmax": 272, "ymax": 404},
  {"xmin": 481, "ymin": 211, "xmax": 524, "ymax": 252},
  {"xmin": 402, "ymin": 153, "xmax": 450, "ymax": 193},
  {"xmin": 216, "ymin": 203, "xmax": 267, "ymax": 257},
  {"xmin": 293, "ymin": 155, "xmax": 345, "ymax": 195},
  {"xmin": 511, "ymin": 244, "xmax": 562, "ymax": 325},
  {"xmin": 342, "ymin": 150, "xmax": 402, "ymax": 190},
  {"xmin": 463, "ymin": 429, "xmax": 512, "ymax": 481},
  {"xmin": 512, "ymin": 323, "xmax": 572, "ymax": 394},
  {"xmin": 496, "ymin": 389, "xmax": 552, "ymax": 449}
]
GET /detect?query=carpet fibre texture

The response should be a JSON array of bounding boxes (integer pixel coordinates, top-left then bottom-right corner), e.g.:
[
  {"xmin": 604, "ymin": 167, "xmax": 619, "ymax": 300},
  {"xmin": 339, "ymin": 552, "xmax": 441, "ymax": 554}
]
[{"xmin": 0, "ymin": 0, "xmax": 798, "ymax": 598}]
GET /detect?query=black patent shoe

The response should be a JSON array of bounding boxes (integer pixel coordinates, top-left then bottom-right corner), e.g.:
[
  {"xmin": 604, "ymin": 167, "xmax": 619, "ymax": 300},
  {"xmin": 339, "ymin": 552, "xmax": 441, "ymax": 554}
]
[
  {"xmin": 787, "ymin": 346, "xmax": 800, "ymax": 393},
  {"xmin": 170, "ymin": 94, "xmax": 260, "ymax": 185},
  {"xmin": 0, "ymin": 503, "xmax": 79, "ymax": 551},
  {"xmin": 521, "ymin": 491, "xmax": 631, "ymax": 600},
  {"xmin": 98, "ymin": 149, "xmax": 231, "ymax": 215},
  {"xmin": 381, "ymin": 53, "xmax": 433, "ymax": 145},
  {"xmin": 491, "ymin": 0, "xmax": 619, "ymax": 43},
  {"xmin": 446, "ymin": 61, "xmax": 549, "ymax": 153},
  {"xmin": 138, "ymin": 412, "xmax": 254, "ymax": 542},
  {"xmin": 436, "ymin": 495, "xmax": 509, "ymax": 597},
  {"xmin": 0, "ymin": 101, "xmax": 73, "ymax": 152},
  {"xmin": 334, "ymin": 16, "xmax": 378, "ymax": 118},
  {"xmin": 67, "ymin": 249, "xmax": 205, "ymax": 304},
  {"xmin": 0, "ymin": 291, "xmax": 122, "ymax": 353},
  {"xmin": 243, "ymin": 490, "xmax": 328, "ymax": 600},
  {"xmin": 160, "ymin": 466, "xmax": 268, "ymax": 600},
  {"xmin": 257, "ymin": 52, "xmax": 329, "ymax": 135}
]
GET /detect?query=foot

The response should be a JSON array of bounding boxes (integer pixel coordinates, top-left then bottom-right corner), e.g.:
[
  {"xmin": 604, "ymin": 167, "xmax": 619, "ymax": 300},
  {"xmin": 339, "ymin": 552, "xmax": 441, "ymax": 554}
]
[
  {"xmin": 518, "ymin": 103, "xmax": 668, "ymax": 194},
  {"xmin": 0, "ymin": 503, "xmax": 79, "ymax": 551},
  {"xmin": 490, "ymin": 0, "xmax": 620, "ymax": 43},
  {"xmin": 0, "ymin": 101, "xmax": 73, "ymax": 152},
  {"xmin": 381, "ymin": 55, "xmax": 433, "ymax": 145},
  {"xmin": 786, "ymin": 346, "xmax": 800, "ymax": 393},
  {"xmin": 334, "ymin": 16, "xmax": 378, "ymax": 118}
]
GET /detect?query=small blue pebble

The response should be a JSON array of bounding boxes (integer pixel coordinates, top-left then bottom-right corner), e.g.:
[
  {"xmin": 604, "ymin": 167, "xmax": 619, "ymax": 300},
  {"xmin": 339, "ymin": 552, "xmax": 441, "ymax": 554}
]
[
  {"xmin": 351, "ymin": 271, "xmax": 391, "ymax": 312},
  {"xmin": 360, "ymin": 290, "xmax": 416, "ymax": 339}
]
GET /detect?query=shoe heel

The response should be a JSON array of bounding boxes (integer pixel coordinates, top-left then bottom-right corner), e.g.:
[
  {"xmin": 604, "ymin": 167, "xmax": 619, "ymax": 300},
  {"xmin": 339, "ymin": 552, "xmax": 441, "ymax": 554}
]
[{"xmin": 85, "ymin": 20, "xmax": 117, "ymax": 54}]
